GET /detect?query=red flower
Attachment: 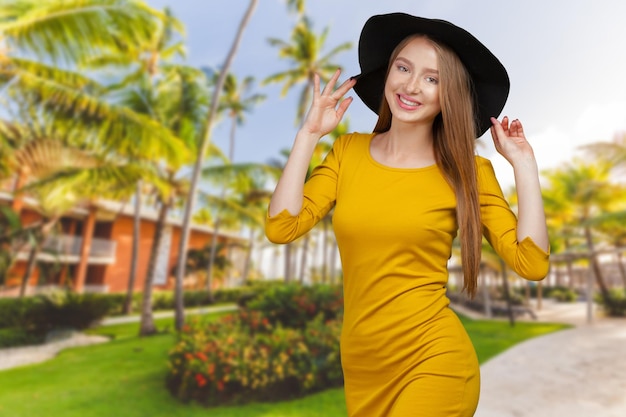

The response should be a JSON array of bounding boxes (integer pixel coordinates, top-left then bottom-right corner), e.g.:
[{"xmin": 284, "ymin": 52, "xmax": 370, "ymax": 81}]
[
  {"xmin": 195, "ymin": 373, "xmax": 207, "ymax": 387},
  {"xmin": 196, "ymin": 352, "xmax": 208, "ymax": 362}
]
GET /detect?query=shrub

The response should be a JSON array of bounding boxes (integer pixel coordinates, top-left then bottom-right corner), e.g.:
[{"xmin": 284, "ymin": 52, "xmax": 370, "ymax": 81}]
[
  {"xmin": 37, "ymin": 292, "xmax": 114, "ymax": 330},
  {"xmin": 245, "ymin": 283, "xmax": 343, "ymax": 329},
  {"xmin": 0, "ymin": 292, "xmax": 114, "ymax": 347},
  {"xmin": 166, "ymin": 310, "xmax": 343, "ymax": 406},
  {"xmin": 0, "ymin": 296, "xmax": 43, "ymax": 329},
  {"xmin": 550, "ymin": 288, "xmax": 578, "ymax": 303},
  {"xmin": 595, "ymin": 289, "xmax": 626, "ymax": 317},
  {"xmin": 0, "ymin": 327, "xmax": 45, "ymax": 348}
]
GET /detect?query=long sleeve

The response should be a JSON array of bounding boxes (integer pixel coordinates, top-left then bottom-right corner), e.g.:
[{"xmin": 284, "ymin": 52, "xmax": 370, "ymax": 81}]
[
  {"xmin": 477, "ymin": 157, "xmax": 550, "ymax": 280},
  {"xmin": 265, "ymin": 135, "xmax": 347, "ymax": 244}
]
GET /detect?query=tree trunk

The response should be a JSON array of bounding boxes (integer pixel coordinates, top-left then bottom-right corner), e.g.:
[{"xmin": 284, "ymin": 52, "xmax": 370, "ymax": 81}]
[
  {"xmin": 284, "ymin": 244, "xmax": 292, "ymax": 283},
  {"xmin": 299, "ymin": 234, "xmax": 310, "ymax": 284},
  {"xmin": 499, "ymin": 259, "xmax": 515, "ymax": 327},
  {"xmin": 124, "ymin": 181, "xmax": 142, "ymax": 315},
  {"xmin": 242, "ymin": 228, "xmax": 255, "ymax": 282},
  {"xmin": 321, "ymin": 218, "xmax": 329, "ymax": 283},
  {"xmin": 329, "ymin": 239, "xmax": 338, "ymax": 285},
  {"xmin": 584, "ymin": 226, "xmax": 612, "ymax": 307},
  {"xmin": 19, "ymin": 218, "xmax": 56, "ymax": 297},
  {"xmin": 74, "ymin": 207, "xmax": 97, "ymax": 293},
  {"xmin": 173, "ymin": 0, "xmax": 258, "ymax": 332},
  {"xmin": 205, "ymin": 217, "xmax": 224, "ymax": 298},
  {"xmin": 20, "ymin": 244, "xmax": 41, "ymax": 297},
  {"xmin": 564, "ymin": 240, "xmax": 576, "ymax": 289},
  {"xmin": 615, "ymin": 250, "xmax": 626, "ymax": 294},
  {"xmin": 480, "ymin": 266, "xmax": 492, "ymax": 318},
  {"xmin": 139, "ymin": 199, "xmax": 170, "ymax": 336}
]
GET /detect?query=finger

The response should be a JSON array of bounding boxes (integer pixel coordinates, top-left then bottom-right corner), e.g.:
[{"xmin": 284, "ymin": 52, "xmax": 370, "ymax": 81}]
[
  {"xmin": 333, "ymin": 76, "xmax": 357, "ymax": 98},
  {"xmin": 490, "ymin": 117, "xmax": 507, "ymax": 140},
  {"xmin": 512, "ymin": 119, "xmax": 525, "ymax": 138},
  {"xmin": 322, "ymin": 68, "xmax": 342, "ymax": 96},
  {"xmin": 501, "ymin": 115, "xmax": 509, "ymax": 132},
  {"xmin": 336, "ymin": 96, "xmax": 353, "ymax": 119},
  {"xmin": 489, "ymin": 125, "xmax": 501, "ymax": 149},
  {"xmin": 313, "ymin": 73, "xmax": 321, "ymax": 97}
]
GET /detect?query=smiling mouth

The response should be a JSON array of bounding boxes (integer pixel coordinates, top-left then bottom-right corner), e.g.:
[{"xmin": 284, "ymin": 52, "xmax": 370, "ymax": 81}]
[{"xmin": 398, "ymin": 95, "xmax": 420, "ymax": 107}]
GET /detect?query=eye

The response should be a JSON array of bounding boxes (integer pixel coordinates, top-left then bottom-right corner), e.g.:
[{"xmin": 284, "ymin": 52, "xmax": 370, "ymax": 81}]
[
  {"xmin": 396, "ymin": 64, "xmax": 409, "ymax": 73},
  {"xmin": 426, "ymin": 76, "xmax": 439, "ymax": 84}
]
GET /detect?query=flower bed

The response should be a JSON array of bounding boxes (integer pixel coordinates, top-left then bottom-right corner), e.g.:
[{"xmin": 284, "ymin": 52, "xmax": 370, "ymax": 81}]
[{"xmin": 166, "ymin": 284, "xmax": 344, "ymax": 406}]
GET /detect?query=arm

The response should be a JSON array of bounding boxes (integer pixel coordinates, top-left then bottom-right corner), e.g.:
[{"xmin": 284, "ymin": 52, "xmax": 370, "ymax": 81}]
[
  {"xmin": 489, "ymin": 116, "xmax": 549, "ymax": 252},
  {"xmin": 269, "ymin": 69, "xmax": 355, "ymax": 217}
]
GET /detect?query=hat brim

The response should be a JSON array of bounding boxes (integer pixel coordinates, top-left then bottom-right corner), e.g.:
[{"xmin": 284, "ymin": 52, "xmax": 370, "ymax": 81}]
[{"xmin": 353, "ymin": 13, "xmax": 510, "ymax": 137}]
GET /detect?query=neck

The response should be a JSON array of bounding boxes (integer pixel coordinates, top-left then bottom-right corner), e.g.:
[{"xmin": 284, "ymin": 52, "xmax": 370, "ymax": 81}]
[
  {"xmin": 384, "ymin": 120, "xmax": 434, "ymax": 155},
  {"xmin": 370, "ymin": 120, "xmax": 436, "ymax": 169}
]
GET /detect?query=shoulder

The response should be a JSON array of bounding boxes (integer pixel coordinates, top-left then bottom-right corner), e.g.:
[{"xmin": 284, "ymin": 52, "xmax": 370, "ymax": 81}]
[
  {"xmin": 333, "ymin": 132, "xmax": 374, "ymax": 147},
  {"xmin": 329, "ymin": 132, "xmax": 374, "ymax": 156},
  {"xmin": 474, "ymin": 155, "xmax": 504, "ymax": 194},
  {"xmin": 475, "ymin": 154, "xmax": 494, "ymax": 169}
]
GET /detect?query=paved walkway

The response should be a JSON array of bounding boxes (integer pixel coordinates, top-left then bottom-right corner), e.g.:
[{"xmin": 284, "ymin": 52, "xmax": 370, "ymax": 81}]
[
  {"xmin": 474, "ymin": 299, "xmax": 626, "ymax": 417},
  {"xmin": 0, "ymin": 304, "xmax": 237, "ymax": 372}
]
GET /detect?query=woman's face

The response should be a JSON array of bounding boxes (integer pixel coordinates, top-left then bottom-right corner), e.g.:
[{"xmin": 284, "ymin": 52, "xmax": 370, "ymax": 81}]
[{"xmin": 384, "ymin": 37, "xmax": 441, "ymax": 127}]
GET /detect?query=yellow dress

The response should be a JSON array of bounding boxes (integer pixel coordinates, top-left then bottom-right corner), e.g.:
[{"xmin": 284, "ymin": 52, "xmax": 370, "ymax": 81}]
[{"xmin": 265, "ymin": 133, "xmax": 549, "ymax": 417}]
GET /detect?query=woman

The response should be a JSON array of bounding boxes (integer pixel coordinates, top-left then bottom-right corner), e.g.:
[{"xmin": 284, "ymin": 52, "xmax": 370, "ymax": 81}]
[{"xmin": 265, "ymin": 13, "xmax": 549, "ymax": 417}]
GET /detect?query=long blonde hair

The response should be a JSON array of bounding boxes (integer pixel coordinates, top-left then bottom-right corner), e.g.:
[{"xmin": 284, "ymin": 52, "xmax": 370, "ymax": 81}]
[{"xmin": 373, "ymin": 35, "xmax": 481, "ymax": 298}]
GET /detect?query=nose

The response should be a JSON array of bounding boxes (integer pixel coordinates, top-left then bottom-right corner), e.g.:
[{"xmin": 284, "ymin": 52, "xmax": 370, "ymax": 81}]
[{"xmin": 405, "ymin": 75, "xmax": 421, "ymax": 94}]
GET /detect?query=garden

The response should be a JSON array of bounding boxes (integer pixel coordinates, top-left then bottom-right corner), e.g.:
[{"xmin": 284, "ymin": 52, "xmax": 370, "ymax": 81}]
[{"xmin": 0, "ymin": 283, "xmax": 570, "ymax": 416}]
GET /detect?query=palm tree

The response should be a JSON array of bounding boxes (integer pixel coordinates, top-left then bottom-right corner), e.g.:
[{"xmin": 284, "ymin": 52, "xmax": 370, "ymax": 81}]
[
  {"xmin": 0, "ymin": 1, "xmax": 183, "ymax": 164},
  {"xmin": 264, "ymin": 15, "xmax": 350, "ymax": 282},
  {"xmin": 0, "ymin": 0, "xmax": 161, "ymax": 65},
  {"xmin": 542, "ymin": 160, "xmax": 622, "ymax": 307},
  {"xmin": 587, "ymin": 210, "xmax": 626, "ymax": 292},
  {"xmin": 129, "ymin": 65, "xmax": 215, "ymax": 336},
  {"xmin": 264, "ymin": 15, "xmax": 352, "ymax": 124},
  {"xmin": 2, "ymin": 2, "xmax": 193, "ymax": 332},
  {"xmin": 174, "ymin": 0, "xmax": 258, "ymax": 332},
  {"xmin": 4, "ymin": 123, "xmax": 143, "ymax": 296},
  {"xmin": 202, "ymin": 70, "xmax": 266, "ymax": 296},
  {"xmin": 0, "ymin": 205, "xmax": 38, "ymax": 287},
  {"xmin": 201, "ymin": 162, "xmax": 276, "ymax": 292},
  {"xmin": 86, "ymin": 6, "xmax": 187, "ymax": 316}
]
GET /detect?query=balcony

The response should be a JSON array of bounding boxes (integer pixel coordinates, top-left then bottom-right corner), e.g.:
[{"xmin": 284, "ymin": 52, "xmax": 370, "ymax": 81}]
[{"xmin": 16, "ymin": 234, "xmax": 117, "ymax": 265}]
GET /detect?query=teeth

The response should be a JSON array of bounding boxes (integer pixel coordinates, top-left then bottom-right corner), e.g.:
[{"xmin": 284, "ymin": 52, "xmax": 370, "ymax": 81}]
[{"xmin": 399, "ymin": 96, "xmax": 419, "ymax": 106}]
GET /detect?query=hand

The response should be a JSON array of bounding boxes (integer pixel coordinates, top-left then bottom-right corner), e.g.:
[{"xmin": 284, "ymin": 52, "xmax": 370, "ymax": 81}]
[
  {"xmin": 301, "ymin": 69, "xmax": 356, "ymax": 137},
  {"xmin": 489, "ymin": 116, "xmax": 536, "ymax": 167}
]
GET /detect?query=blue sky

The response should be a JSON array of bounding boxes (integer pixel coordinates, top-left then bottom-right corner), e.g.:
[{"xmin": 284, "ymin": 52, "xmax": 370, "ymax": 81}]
[{"xmin": 146, "ymin": 0, "xmax": 626, "ymax": 189}]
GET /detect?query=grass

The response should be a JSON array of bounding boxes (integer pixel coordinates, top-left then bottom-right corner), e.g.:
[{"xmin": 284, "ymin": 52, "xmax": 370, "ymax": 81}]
[{"xmin": 0, "ymin": 311, "xmax": 570, "ymax": 417}]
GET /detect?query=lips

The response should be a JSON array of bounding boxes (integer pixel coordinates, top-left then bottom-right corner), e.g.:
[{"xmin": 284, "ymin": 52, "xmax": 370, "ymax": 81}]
[{"xmin": 397, "ymin": 94, "xmax": 420, "ymax": 109}]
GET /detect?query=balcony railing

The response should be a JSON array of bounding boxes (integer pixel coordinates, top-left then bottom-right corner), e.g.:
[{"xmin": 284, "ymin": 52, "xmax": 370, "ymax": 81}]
[{"xmin": 17, "ymin": 234, "xmax": 117, "ymax": 265}]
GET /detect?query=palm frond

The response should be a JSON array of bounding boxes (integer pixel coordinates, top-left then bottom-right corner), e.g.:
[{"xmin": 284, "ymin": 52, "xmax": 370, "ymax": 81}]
[
  {"xmin": 1, "ymin": 0, "xmax": 163, "ymax": 64},
  {"xmin": 200, "ymin": 192, "xmax": 264, "ymax": 227},
  {"xmin": 3, "ymin": 58, "xmax": 103, "ymax": 92},
  {"xmin": 201, "ymin": 162, "xmax": 278, "ymax": 183},
  {"xmin": 12, "ymin": 70, "xmax": 192, "ymax": 166}
]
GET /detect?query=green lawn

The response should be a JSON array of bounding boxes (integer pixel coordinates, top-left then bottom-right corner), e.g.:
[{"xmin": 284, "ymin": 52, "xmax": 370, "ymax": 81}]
[{"xmin": 0, "ymin": 312, "xmax": 569, "ymax": 417}]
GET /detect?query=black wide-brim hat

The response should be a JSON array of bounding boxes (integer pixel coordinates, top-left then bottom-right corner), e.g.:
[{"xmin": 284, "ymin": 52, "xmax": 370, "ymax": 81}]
[{"xmin": 353, "ymin": 13, "xmax": 510, "ymax": 137}]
